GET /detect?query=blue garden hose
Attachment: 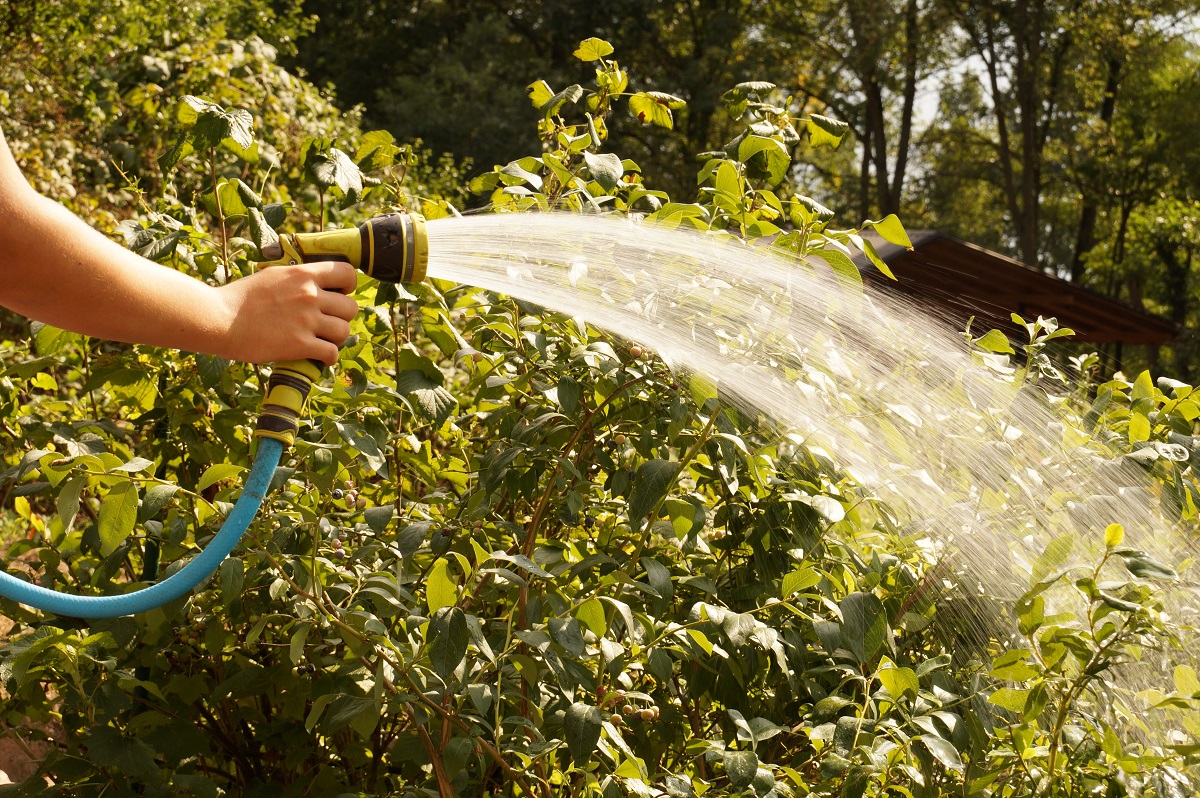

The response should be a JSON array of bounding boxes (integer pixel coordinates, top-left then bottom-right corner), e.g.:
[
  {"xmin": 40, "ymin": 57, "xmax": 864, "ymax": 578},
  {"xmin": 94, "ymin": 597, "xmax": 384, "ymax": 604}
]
[
  {"xmin": 0, "ymin": 438, "xmax": 283, "ymax": 619},
  {"xmin": 0, "ymin": 212, "xmax": 429, "ymax": 620}
]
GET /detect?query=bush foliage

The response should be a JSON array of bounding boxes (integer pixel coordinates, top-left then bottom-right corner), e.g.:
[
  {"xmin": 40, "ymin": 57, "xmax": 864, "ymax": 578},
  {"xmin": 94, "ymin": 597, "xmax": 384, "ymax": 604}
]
[{"xmin": 2, "ymin": 32, "xmax": 1199, "ymax": 798}]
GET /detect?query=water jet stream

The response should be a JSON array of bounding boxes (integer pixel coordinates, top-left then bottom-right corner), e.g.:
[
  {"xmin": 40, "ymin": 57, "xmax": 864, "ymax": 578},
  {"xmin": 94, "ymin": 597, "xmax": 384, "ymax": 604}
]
[{"xmin": 424, "ymin": 211, "xmax": 1198, "ymax": 741}]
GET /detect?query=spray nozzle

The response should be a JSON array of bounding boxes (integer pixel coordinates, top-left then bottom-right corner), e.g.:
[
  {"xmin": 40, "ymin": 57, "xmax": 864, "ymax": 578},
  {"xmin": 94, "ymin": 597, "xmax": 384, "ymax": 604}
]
[
  {"xmin": 253, "ymin": 212, "xmax": 429, "ymax": 446},
  {"xmin": 258, "ymin": 211, "xmax": 428, "ymax": 284}
]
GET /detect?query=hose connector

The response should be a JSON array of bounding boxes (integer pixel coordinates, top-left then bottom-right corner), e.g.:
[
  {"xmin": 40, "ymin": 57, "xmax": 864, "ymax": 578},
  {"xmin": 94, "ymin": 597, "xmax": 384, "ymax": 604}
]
[{"xmin": 254, "ymin": 359, "xmax": 322, "ymax": 445}]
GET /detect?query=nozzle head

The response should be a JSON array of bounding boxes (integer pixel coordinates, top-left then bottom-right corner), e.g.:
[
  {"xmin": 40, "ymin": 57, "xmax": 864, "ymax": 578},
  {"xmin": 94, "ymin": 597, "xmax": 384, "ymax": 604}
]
[{"xmin": 360, "ymin": 213, "xmax": 428, "ymax": 284}]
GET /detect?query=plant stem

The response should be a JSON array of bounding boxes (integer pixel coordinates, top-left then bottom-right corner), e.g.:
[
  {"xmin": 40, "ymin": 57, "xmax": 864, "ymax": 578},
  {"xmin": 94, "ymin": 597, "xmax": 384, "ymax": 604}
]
[{"xmin": 210, "ymin": 150, "xmax": 229, "ymax": 283}]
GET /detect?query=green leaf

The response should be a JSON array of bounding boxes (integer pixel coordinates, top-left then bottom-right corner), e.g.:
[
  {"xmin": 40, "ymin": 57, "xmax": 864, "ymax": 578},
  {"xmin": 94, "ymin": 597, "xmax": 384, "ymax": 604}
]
[
  {"xmin": 876, "ymin": 659, "xmax": 919, "ymax": 700},
  {"xmin": 98, "ymin": 482, "xmax": 139, "ymax": 556},
  {"xmin": 974, "ymin": 329, "xmax": 1015, "ymax": 355},
  {"xmin": 1123, "ymin": 555, "xmax": 1177, "ymax": 580},
  {"xmin": 1105, "ymin": 523, "xmax": 1125, "ymax": 549},
  {"xmin": 535, "ymin": 83, "xmax": 584, "ymax": 117},
  {"xmin": 307, "ymin": 146, "xmax": 364, "ymax": 196},
  {"xmin": 158, "ymin": 136, "xmax": 195, "ymax": 172},
  {"xmin": 138, "ymin": 483, "xmax": 178, "ymax": 523},
  {"xmin": 864, "ymin": 214, "xmax": 913, "ymax": 249},
  {"xmin": 810, "ymin": 248, "xmax": 863, "ymax": 292},
  {"xmin": 364, "ymin": 505, "xmax": 394, "ymax": 534},
  {"xmin": 527, "ymin": 80, "xmax": 554, "ymax": 109},
  {"xmin": 248, "ymin": 207, "xmax": 279, "ymax": 257},
  {"xmin": 87, "ymin": 726, "xmax": 160, "ymax": 783},
  {"xmin": 737, "ymin": 135, "xmax": 790, "ymax": 185},
  {"xmin": 575, "ymin": 598, "xmax": 607, "ymax": 637},
  {"xmin": 220, "ymin": 558, "xmax": 244, "ymax": 605},
  {"xmin": 724, "ymin": 750, "xmax": 759, "ymax": 789},
  {"xmin": 111, "ymin": 457, "xmax": 154, "ymax": 474},
  {"xmin": 197, "ymin": 463, "xmax": 245, "ymax": 492},
  {"xmin": 564, "ymin": 702, "xmax": 604, "ymax": 762},
  {"xmin": 426, "ymin": 558, "xmax": 458, "ymax": 612},
  {"xmin": 781, "ymin": 567, "xmax": 821, "ymax": 597},
  {"xmin": 395, "ymin": 370, "xmax": 458, "ymax": 425},
  {"xmin": 355, "ymin": 129, "xmax": 402, "ymax": 171},
  {"xmin": 840, "ymin": 591, "xmax": 886, "ymax": 662},
  {"xmin": 858, "ymin": 237, "xmax": 897, "ymax": 280},
  {"xmin": 429, "ymin": 607, "xmax": 469, "ymax": 678},
  {"xmin": 988, "ymin": 687, "xmax": 1029, "ymax": 714},
  {"xmin": 917, "ymin": 735, "xmax": 964, "ymax": 772},
  {"xmin": 549, "ymin": 617, "xmax": 586, "ymax": 657},
  {"xmin": 628, "ymin": 459, "xmax": 680, "ymax": 527},
  {"xmin": 807, "ymin": 114, "xmax": 848, "ymax": 148},
  {"xmin": 574, "ymin": 37, "xmax": 614, "ymax": 61},
  {"xmin": 630, "ymin": 92, "xmax": 676, "ymax": 129},
  {"xmin": 57, "ymin": 475, "xmax": 85, "ymax": 531},
  {"xmin": 582, "ymin": 151, "xmax": 624, "ymax": 191}
]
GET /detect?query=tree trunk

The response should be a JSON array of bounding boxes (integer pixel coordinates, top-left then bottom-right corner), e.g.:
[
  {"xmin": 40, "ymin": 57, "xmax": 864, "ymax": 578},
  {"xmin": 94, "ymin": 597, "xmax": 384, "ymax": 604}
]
[
  {"xmin": 888, "ymin": 0, "xmax": 921, "ymax": 214},
  {"xmin": 1071, "ymin": 56, "xmax": 1123, "ymax": 281}
]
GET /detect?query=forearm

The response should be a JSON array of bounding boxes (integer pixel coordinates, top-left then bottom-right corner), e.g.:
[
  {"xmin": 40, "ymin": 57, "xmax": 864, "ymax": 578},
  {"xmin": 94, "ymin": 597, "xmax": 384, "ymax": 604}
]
[
  {"xmin": 0, "ymin": 190, "xmax": 236, "ymax": 357},
  {"xmin": 0, "ymin": 125, "xmax": 359, "ymax": 365}
]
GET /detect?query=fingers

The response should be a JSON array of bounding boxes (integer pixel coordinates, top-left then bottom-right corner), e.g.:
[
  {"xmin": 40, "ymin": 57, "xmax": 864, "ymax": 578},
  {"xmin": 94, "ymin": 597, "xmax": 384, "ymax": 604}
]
[
  {"xmin": 309, "ymin": 339, "xmax": 341, "ymax": 367},
  {"xmin": 316, "ymin": 314, "xmax": 352, "ymax": 348},
  {"xmin": 320, "ymin": 290, "xmax": 360, "ymax": 323},
  {"xmin": 311, "ymin": 260, "xmax": 359, "ymax": 295}
]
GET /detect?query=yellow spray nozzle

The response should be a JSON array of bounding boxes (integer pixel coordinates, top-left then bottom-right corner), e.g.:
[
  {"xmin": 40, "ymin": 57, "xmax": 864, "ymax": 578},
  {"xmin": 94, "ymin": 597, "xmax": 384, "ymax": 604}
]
[
  {"xmin": 259, "ymin": 212, "xmax": 428, "ymax": 285},
  {"xmin": 253, "ymin": 212, "xmax": 429, "ymax": 446}
]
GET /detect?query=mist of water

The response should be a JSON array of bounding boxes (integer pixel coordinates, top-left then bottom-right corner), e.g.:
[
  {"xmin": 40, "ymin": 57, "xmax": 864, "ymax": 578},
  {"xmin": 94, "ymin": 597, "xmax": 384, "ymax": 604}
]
[{"xmin": 423, "ymin": 212, "xmax": 1198, "ymax": 739}]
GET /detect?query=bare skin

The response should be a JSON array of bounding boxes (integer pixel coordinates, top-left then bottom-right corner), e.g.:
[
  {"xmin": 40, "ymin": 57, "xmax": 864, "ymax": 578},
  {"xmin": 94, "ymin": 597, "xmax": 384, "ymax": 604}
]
[{"xmin": 0, "ymin": 126, "xmax": 359, "ymax": 365}]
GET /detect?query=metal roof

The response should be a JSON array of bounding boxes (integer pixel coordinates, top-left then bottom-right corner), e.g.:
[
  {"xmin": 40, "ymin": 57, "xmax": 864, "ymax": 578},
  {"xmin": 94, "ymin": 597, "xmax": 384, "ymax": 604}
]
[{"xmin": 855, "ymin": 230, "xmax": 1178, "ymax": 345}]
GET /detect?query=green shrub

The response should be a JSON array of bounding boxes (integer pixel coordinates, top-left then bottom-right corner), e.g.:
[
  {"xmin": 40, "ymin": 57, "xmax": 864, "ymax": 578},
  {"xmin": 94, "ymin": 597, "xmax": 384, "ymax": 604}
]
[{"xmin": 2, "ymin": 37, "xmax": 1199, "ymax": 798}]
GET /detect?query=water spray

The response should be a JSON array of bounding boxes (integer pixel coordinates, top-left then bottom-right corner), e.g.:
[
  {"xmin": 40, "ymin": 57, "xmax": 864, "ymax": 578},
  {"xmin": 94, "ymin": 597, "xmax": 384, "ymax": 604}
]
[{"xmin": 0, "ymin": 212, "xmax": 430, "ymax": 618}]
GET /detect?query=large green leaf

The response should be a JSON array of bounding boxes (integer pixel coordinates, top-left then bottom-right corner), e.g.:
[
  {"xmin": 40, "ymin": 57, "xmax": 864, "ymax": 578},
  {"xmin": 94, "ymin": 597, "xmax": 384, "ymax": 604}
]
[
  {"xmin": 98, "ymin": 482, "xmax": 139, "ymax": 556},
  {"xmin": 429, "ymin": 607, "xmax": 469, "ymax": 678},
  {"xmin": 426, "ymin": 558, "xmax": 458, "ymax": 612},
  {"xmin": 564, "ymin": 702, "xmax": 603, "ymax": 761},
  {"xmin": 573, "ymin": 37, "xmax": 614, "ymax": 61},
  {"xmin": 582, "ymin": 151, "xmax": 624, "ymax": 191},
  {"xmin": 807, "ymin": 114, "xmax": 848, "ymax": 148},
  {"xmin": 724, "ymin": 750, "xmax": 758, "ymax": 789},
  {"xmin": 737, "ymin": 135, "xmax": 790, "ymax": 185},
  {"xmin": 840, "ymin": 591, "xmax": 886, "ymax": 663},
  {"xmin": 630, "ymin": 92, "xmax": 681, "ymax": 129},
  {"xmin": 306, "ymin": 146, "xmax": 364, "ymax": 196},
  {"xmin": 628, "ymin": 459, "xmax": 680, "ymax": 527}
]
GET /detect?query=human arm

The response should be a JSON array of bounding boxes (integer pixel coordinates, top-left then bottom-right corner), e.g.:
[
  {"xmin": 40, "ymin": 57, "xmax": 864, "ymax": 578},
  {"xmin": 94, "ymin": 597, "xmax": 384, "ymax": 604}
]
[{"xmin": 0, "ymin": 126, "xmax": 359, "ymax": 365}]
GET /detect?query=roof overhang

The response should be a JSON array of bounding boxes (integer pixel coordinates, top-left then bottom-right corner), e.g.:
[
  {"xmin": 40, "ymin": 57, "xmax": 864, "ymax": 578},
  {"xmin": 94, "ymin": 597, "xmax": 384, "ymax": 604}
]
[{"xmin": 856, "ymin": 230, "xmax": 1178, "ymax": 346}]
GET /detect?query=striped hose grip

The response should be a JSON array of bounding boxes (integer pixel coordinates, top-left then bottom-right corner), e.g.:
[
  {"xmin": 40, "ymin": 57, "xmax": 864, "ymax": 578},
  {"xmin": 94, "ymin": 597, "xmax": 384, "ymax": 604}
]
[{"xmin": 254, "ymin": 359, "xmax": 323, "ymax": 446}]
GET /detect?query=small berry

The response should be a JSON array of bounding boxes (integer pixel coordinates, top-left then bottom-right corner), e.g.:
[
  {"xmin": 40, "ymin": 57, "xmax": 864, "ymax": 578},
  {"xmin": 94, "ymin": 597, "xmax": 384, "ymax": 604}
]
[
  {"xmin": 609, "ymin": 714, "xmax": 622, "ymax": 725},
  {"xmin": 622, "ymin": 704, "xmax": 636, "ymax": 715},
  {"xmin": 615, "ymin": 434, "xmax": 626, "ymax": 445},
  {"xmin": 333, "ymin": 539, "xmax": 343, "ymax": 549},
  {"xmin": 652, "ymin": 706, "xmax": 660, "ymax": 718},
  {"xmin": 332, "ymin": 489, "xmax": 344, "ymax": 500},
  {"xmin": 597, "ymin": 685, "xmax": 607, "ymax": 697},
  {"xmin": 344, "ymin": 480, "xmax": 354, "ymax": 489},
  {"xmin": 629, "ymin": 346, "xmax": 643, "ymax": 359},
  {"xmin": 356, "ymin": 496, "xmax": 367, "ymax": 510},
  {"xmin": 640, "ymin": 708, "xmax": 655, "ymax": 721}
]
